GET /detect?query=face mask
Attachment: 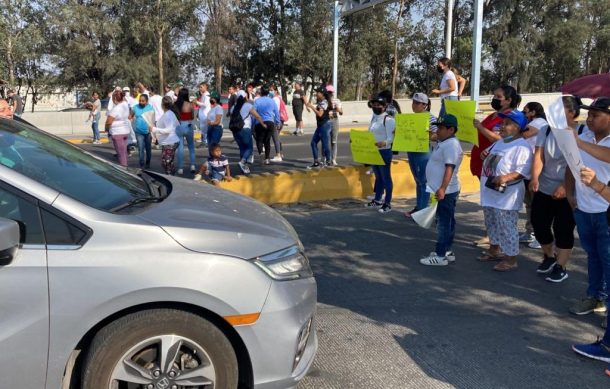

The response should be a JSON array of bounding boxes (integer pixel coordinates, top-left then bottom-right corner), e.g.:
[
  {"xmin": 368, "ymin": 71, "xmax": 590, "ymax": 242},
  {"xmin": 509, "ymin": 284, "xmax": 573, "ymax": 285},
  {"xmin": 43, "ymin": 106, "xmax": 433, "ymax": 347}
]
[
  {"xmin": 139, "ymin": 103, "xmax": 146, "ymax": 108},
  {"xmin": 502, "ymin": 135, "xmax": 514, "ymax": 142},
  {"xmin": 269, "ymin": 92, "xmax": 274, "ymax": 97},
  {"xmin": 491, "ymin": 98, "xmax": 503, "ymax": 111},
  {"xmin": 437, "ymin": 66, "xmax": 444, "ymax": 73},
  {"xmin": 372, "ymin": 107, "xmax": 383, "ymax": 115}
]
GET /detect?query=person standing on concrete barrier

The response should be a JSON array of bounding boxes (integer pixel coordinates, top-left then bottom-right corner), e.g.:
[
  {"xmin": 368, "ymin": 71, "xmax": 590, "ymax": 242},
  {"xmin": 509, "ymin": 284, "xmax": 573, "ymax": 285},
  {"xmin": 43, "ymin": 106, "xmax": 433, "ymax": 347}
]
[
  {"xmin": 253, "ymin": 85, "xmax": 278, "ymax": 165},
  {"xmin": 431, "ymin": 57, "xmax": 458, "ymax": 117},
  {"xmin": 404, "ymin": 93, "xmax": 438, "ymax": 218},
  {"xmin": 105, "ymin": 90, "xmax": 132, "ymax": 167},
  {"xmin": 365, "ymin": 94, "xmax": 395, "ymax": 214},
  {"xmin": 326, "ymin": 84, "xmax": 343, "ymax": 166},
  {"xmin": 174, "ymin": 87, "xmax": 196, "ymax": 175},
  {"xmin": 420, "ymin": 114, "xmax": 463, "ymax": 266},
  {"xmin": 292, "ymin": 82, "xmax": 306, "ymax": 136},
  {"xmin": 305, "ymin": 87, "xmax": 333, "ymax": 169}
]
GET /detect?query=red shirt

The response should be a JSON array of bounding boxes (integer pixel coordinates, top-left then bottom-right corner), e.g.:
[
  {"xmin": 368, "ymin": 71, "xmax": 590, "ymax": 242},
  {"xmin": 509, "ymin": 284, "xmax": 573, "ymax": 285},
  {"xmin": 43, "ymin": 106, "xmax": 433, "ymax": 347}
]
[
  {"xmin": 179, "ymin": 111, "xmax": 194, "ymax": 121},
  {"xmin": 469, "ymin": 112, "xmax": 506, "ymax": 178}
]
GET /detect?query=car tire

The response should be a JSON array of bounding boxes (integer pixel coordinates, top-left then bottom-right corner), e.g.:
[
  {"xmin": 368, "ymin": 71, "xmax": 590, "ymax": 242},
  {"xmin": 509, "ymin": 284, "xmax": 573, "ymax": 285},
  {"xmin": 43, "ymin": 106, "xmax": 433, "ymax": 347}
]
[{"xmin": 81, "ymin": 308, "xmax": 238, "ymax": 389}]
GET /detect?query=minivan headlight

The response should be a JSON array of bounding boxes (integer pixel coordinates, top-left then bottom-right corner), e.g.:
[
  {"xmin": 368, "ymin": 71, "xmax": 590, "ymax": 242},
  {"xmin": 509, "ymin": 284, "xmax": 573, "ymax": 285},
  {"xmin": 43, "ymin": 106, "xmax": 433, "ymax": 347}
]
[{"xmin": 254, "ymin": 246, "xmax": 313, "ymax": 281}]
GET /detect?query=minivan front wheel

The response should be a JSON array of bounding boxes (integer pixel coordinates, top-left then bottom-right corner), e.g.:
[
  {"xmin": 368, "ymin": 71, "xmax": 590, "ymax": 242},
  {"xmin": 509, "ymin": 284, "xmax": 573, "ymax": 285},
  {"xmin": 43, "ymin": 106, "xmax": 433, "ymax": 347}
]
[{"xmin": 82, "ymin": 309, "xmax": 238, "ymax": 389}]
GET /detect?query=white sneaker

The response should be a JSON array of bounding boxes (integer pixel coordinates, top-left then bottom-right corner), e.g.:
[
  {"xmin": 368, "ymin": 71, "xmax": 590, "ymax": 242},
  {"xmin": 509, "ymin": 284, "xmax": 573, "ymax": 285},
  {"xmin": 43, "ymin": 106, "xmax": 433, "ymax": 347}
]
[
  {"xmin": 420, "ymin": 252, "xmax": 449, "ymax": 266},
  {"xmin": 270, "ymin": 155, "xmax": 283, "ymax": 162},
  {"xmin": 190, "ymin": 165, "xmax": 196, "ymax": 173},
  {"xmin": 331, "ymin": 160, "xmax": 338, "ymax": 166},
  {"xmin": 247, "ymin": 154, "xmax": 254, "ymax": 164},
  {"xmin": 92, "ymin": 140, "xmax": 101, "ymax": 145},
  {"xmin": 528, "ymin": 239, "xmax": 542, "ymax": 249},
  {"xmin": 238, "ymin": 161, "xmax": 250, "ymax": 174},
  {"xmin": 445, "ymin": 251, "xmax": 456, "ymax": 262},
  {"xmin": 264, "ymin": 159, "xmax": 271, "ymax": 165},
  {"xmin": 519, "ymin": 232, "xmax": 534, "ymax": 243},
  {"xmin": 193, "ymin": 174, "xmax": 203, "ymax": 181},
  {"xmin": 177, "ymin": 169, "xmax": 184, "ymax": 175}
]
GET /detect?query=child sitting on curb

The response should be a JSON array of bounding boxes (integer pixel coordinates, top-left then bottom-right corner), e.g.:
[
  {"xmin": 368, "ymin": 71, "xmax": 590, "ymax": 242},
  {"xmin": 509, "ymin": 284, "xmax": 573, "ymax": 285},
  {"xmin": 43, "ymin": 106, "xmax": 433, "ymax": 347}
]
[
  {"xmin": 194, "ymin": 143, "xmax": 233, "ymax": 186},
  {"xmin": 419, "ymin": 114, "xmax": 464, "ymax": 266}
]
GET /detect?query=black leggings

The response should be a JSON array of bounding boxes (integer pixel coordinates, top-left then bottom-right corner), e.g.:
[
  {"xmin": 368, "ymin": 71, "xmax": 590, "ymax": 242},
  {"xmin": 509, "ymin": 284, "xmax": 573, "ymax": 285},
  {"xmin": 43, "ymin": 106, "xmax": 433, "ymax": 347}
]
[
  {"xmin": 531, "ymin": 191, "xmax": 576, "ymax": 249},
  {"xmin": 254, "ymin": 121, "xmax": 275, "ymax": 159}
]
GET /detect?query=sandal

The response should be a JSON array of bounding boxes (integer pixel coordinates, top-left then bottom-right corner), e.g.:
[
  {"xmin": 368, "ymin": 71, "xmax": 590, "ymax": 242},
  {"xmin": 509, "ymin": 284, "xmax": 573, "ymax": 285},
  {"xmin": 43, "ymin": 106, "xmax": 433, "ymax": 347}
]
[
  {"xmin": 493, "ymin": 260, "xmax": 518, "ymax": 272},
  {"xmin": 477, "ymin": 252, "xmax": 506, "ymax": 262}
]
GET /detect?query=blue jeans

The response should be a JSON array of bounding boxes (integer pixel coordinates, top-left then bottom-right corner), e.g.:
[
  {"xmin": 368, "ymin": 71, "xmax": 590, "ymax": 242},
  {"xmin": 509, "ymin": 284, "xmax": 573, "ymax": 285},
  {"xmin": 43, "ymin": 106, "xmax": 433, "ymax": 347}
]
[
  {"xmin": 573, "ymin": 209, "xmax": 609, "ymax": 304},
  {"xmin": 176, "ymin": 122, "xmax": 195, "ymax": 169},
  {"xmin": 91, "ymin": 121, "xmax": 100, "ymax": 141},
  {"xmin": 372, "ymin": 149, "xmax": 393, "ymax": 205},
  {"xmin": 439, "ymin": 96, "xmax": 459, "ymax": 117},
  {"xmin": 136, "ymin": 133, "xmax": 152, "ymax": 168},
  {"xmin": 207, "ymin": 125, "xmax": 223, "ymax": 149},
  {"xmin": 407, "ymin": 151, "xmax": 431, "ymax": 210},
  {"xmin": 311, "ymin": 121, "xmax": 332, "ymax": 162},
  {"xmin": 233, "ymin": 128, "xmax": 253, "ymax": 162},
  {"xmin": 435, "ymin": 191, "xmax": 459, "ymax": 256}
]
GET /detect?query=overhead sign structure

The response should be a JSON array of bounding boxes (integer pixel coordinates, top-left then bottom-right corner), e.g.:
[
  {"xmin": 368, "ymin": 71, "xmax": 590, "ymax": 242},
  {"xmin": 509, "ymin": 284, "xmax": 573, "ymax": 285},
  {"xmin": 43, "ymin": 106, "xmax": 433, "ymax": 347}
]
[{"xmin": 340, "ymin": 0, "xmax": 397, "ymax": 16}]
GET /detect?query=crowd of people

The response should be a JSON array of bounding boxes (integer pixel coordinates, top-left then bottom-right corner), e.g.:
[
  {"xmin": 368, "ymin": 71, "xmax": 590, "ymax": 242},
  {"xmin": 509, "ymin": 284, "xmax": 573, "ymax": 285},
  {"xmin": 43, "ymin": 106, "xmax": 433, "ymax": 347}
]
[{"xmin": 359, "ymin": 57, "xmax": 610, "ymax": 374}]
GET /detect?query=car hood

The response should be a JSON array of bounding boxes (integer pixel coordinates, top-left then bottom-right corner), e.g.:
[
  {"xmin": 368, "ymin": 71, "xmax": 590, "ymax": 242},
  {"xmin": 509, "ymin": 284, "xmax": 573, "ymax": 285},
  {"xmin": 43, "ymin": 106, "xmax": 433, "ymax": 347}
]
[{"xmin": 136, "ymin": 176, "xmax": 300, "ymax": 259}]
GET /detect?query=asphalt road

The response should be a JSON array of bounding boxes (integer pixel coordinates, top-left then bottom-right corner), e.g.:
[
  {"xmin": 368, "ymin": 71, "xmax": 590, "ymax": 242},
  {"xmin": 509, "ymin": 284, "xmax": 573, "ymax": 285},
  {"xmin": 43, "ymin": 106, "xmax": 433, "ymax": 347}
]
[{"xmin": 282, "ymin": 197, "xmax": 608, "ymax": 389}]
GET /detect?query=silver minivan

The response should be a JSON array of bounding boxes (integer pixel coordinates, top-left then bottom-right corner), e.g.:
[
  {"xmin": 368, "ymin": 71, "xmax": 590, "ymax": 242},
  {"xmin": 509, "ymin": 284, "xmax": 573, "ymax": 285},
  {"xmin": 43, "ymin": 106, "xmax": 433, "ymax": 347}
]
[{"xmin": 0, "ymin": 117, "xmax": 317, "ymax": 389}]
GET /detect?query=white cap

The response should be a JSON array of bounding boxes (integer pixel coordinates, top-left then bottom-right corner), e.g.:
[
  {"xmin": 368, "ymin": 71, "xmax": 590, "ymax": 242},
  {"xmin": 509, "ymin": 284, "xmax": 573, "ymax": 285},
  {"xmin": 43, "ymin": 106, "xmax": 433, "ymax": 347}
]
[
  {"xmin": 122, "ymin": 86, "xmax": 130, "ymax": 92},
  {"xmin": 413, "ymin": 93, "xmax": 429, "ymax": 104},
  {"xmin": 237, "ymin": 90, "xmax": 247, "ymax": 98}
]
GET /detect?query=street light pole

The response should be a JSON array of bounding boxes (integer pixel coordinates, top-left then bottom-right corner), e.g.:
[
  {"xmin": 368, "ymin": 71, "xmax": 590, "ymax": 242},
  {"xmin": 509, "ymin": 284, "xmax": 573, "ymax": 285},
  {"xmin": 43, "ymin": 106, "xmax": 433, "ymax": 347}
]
[
  {"xmin": 333, "ymin": 1, "xmax": 340, "ymax": 95},
  {"xmin": 445, "ymin": 0, "xmax": 454, "ymax": 58},
  {"xmin": 471, "ymin": 0, "xmax": 484, "ymax": 108}
]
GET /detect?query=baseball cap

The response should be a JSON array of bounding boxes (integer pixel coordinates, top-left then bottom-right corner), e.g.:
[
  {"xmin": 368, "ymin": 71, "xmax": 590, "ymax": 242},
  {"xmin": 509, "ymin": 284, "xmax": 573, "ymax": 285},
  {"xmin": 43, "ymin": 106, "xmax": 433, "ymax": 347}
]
[
  {"xmin": 368, "ymin": 94, "xmax": 387, "ymax": 106},
  {"xmin": 325, "ymin": 84, "xmax": 335, "ymax": 93},
  {"xmin": 122, "ymin": 86, "xmax": 130, "ymax": 92},
  {"xmin": 412, "ymin": 93, "xmax": 429, "ymax": 104},
  {"xmin": 433, "ymin": 114, "xmax": 459, "ymax": 128},
  {"xmin": 498, "ymin": 109, "xmax": 528, "ymax": 130},
  {"xmin": 580, "ymin": 97, "xmax": 610, "ymax": 114}
]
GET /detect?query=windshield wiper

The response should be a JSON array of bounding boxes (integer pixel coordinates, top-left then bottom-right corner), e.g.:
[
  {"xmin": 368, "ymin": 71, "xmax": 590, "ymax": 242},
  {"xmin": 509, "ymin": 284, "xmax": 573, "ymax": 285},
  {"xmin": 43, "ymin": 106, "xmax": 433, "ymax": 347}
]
[
  {"xmin": 138, "ymin": 171, "xmax": 158, "ymax": 198},
  {"xmin": 110, "ymin": 196, "xmax": 162, "ymax": 213}
]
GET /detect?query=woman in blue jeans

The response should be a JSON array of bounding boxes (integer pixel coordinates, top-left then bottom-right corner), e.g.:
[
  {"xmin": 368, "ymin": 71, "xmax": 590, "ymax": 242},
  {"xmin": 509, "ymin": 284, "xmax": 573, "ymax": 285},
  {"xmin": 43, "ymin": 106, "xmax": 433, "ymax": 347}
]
[
  {"xmin": 229, "ymin": 91, "xmax": 265, "ymax": 174},
  {"xmin": 206, "ymin": 94, "xmax": 224, "ymax": 149},
  {"xmin": 406, "ymin": 93, "xmax": 438, "ymax": 217},
  {"xmin": 365, "ymin": 94, "xmax": 396, "ymax": 214},
  {"xmin": 305, "ymin": 88, "xmax": 333, "ymax": 169},
  {"xmin": 174, "ymin": 88, "xmax": 196, "ymax": 175}
]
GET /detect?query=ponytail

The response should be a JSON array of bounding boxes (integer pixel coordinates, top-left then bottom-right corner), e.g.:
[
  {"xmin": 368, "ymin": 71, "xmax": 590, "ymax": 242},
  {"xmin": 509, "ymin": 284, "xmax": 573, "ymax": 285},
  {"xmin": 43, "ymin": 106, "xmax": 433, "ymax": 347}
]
[{"xmin": 498, "ymin": 85, "xmax": 521, "ymax": 108}]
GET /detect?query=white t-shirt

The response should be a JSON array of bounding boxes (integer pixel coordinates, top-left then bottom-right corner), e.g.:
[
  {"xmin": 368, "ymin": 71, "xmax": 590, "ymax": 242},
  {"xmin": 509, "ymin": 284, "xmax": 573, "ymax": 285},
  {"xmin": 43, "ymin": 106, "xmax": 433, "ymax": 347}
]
[
  {"xmin": 575, "ymin": 131, "xmax": 610, "ymax": 213},
  {"xmin": 153, "ymin": 110, "xmax": 180, "ymax": 146},
  {"xmin": 440, "ymin": 70, "xmax": 458, "ymax": 99},
  {"xmin": 165, "ymin": 90, "xmax": 176, "ymax": 101},
  {"xmin": 480, "ymin": 138, "xmax": 533, "ymax": 211},
  {"xmin": 149, "ymin": 95, "xmax": 164, "ymax": 123},
  {"xmin": 107, "ymin": 101, "xmax": 132, "ymax": 136},
  {"xmin": 207, "ymin": 105, "xmax": 224, "ymax": 124},
  {"xmin": 425, "ymin": 136, "xmax": 463, "ymax": 194},
  {"xmin": 198, "ymin": 92, "xmax": 211, "ymax": 121},
  {"xmin": 239, "ymin": 102, "xmax": 254, "ymax": 129},
  {"xmin": 368, "ymin": 113, "xmax": 395, "ymax": 150},
  {"xmin": 525, "ymin": 117, "xmax": 548, "ymax": 150}
]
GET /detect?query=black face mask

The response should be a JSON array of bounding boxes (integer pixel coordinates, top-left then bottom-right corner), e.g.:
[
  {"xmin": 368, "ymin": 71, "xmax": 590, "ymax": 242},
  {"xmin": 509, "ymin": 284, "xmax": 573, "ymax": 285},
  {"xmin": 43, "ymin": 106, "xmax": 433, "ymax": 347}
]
[
  {"xmin": 491, "ymin": 98, "xmax": 503, "ymax": 111},
  {"xmin": 372, "ymin": 107, "xmax": 384, "ymax": 115},
  {"xmin": 139, "ymin": 103, "xmax": 146, "ymax": 108},
  {"xmin": 437, "ymin": 66, "xmax": 444, "ymax": 73}
]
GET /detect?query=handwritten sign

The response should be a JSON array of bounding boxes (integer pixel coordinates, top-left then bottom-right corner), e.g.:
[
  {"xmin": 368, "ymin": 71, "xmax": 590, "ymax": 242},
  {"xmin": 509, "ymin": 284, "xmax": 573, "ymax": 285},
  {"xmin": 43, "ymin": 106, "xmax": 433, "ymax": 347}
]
[
  {"xmin": 444, "ymin": 100, "xmax": 478, "ymax": 146},
  {"xmin": 393, "ymin": 113, "xmax": 430, "ymax": 152},
  {"xmin": 350, "ymin": 129, "xmax": 385, "ymax": 165}
]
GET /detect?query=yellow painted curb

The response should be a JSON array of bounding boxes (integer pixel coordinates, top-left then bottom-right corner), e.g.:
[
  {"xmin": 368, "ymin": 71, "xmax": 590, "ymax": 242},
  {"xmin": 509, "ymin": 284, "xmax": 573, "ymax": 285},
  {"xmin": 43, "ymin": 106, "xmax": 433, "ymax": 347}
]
[
  {"xmin": 220, "ymin": 155, "xmax": 479, "ymax": 204},
  {"xmin": 67, "ymin": 138, "xmax": 110, "ymax": 144}
]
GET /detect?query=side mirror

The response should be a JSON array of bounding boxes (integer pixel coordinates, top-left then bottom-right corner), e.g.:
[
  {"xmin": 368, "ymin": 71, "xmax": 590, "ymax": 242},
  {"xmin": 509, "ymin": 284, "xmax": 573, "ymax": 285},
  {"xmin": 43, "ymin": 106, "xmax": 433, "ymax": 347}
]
[{"xmin": 0, "ymin": 218, "xmax": 20, "ymax": 266}]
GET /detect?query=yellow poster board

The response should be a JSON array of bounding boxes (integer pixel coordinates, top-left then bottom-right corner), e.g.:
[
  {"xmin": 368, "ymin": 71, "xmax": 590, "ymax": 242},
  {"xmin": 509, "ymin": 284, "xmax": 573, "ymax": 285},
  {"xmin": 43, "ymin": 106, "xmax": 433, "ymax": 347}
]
[
  {"xmin": 350, "ymin": 129, "xmax": 385, "ymax": 165},
  {"xmin": 393, "ymin": 113, "xmax": 430, "ymax": 152},
  {"xmin": 444, "ymin": 100, "xmax": 479, "ymax": 146}
]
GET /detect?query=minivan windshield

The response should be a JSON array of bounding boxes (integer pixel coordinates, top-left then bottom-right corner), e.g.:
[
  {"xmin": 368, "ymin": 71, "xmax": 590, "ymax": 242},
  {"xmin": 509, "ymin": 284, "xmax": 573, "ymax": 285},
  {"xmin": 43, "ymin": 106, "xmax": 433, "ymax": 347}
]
[{"xmin": 0, "ymin": 118, "xmax": 150, "ymax": 211}]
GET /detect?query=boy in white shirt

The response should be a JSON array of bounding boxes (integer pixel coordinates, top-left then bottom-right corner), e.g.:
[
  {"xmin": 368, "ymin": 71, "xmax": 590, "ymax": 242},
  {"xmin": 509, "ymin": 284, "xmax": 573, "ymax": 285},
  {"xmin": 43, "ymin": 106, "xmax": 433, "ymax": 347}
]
[{"xmin": 420, "ymin": 114, "xmax": 464, "ymax": 266}]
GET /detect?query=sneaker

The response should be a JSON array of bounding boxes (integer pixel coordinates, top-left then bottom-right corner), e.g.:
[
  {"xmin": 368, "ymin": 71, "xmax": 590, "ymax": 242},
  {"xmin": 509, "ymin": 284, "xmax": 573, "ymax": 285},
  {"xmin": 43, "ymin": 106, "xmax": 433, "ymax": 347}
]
[
  {"xmin": 298, "ymin": 130, "xmax": 304, "ymax": 136},
  {"xmin": 238, "ymin": 161, "xmax": 250, "ymax": 174},
  {"xmin": 293, "ymin": 130, "xmax": 298, "ymax": 135},
  {"xmin": 177, "ymin": 169, "xmax": 184, "ymax": 175},
  {"xmin": 331, "ymin": 160, "xmax": 338, "ymax": 166},
  {"xmin": 519, "ymin": 232, "xmax": 535, "ymax": 243},
  {"xmin": 420, "ymin": 252, "xmax": 449, "ymax": 266},
  {"xmin": 445, "ymin": 251, "xmax": 456, "ymax": 262},
  {"xmin": 365, "ymin": 200, "xmax": 382, "ymax": 208},
  {"xmin": 528, "ymin": 239, "xmax": 542, "ymax": 249},
  {"xmin": 193, "ymin": 174, "xmax": 203, "ymax": 181},
  {"xmin": 247, "ymin": 154, "xmax": 254, "ymax": 164},
  {"xmin": 404, "ymin": 207, "xmax": 419, "ymax": 218},
  {"xmin": 572, "ymin": 340, "xmax": 610, "ymax": 363},
  {"xmin": 264, "ymin": 159, "xmax": 270, "ymax": 165},
  {"xmin": 569, "ymin": 297, "xmax": 607, "ymax": 315},
  {"xmin": 545, "ymin": 264, "xmax": 568, "ymax": 283},
  {"xmin": 307, "ymin": 162, "xmax": 321, "ymax": 170},
  {"xmin": 92, "ymin": 140, "xmax": 101, "ymax": 145},
  {"xmin": 536, "ymin": 255, "xmax": 556, "ymax": 274},
  {"xmin": 270, "ymin": 156, "xmax": 283, "ymax": 162},
  {"xmin": 190, "ymin": 165, "xmax": 196, "ymax": 173},
  {"xmin": 378, "ymin": 204, "xmax": 392, "ymax": 214}
]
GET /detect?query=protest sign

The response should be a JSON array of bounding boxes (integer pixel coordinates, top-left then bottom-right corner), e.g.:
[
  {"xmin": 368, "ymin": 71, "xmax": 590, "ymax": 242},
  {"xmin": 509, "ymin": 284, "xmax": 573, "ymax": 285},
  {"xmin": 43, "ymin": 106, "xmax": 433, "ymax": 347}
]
[
  {"xmin": 444, "ymin": 100, "xmax": 478, "ymax": 146},
  {"xmin": 393, "ymin": 113, "xmax": 430, "ymax": 152},
  {"xmin": 350, "ymin": 129, "xmax": 385, "ymax": 165}
]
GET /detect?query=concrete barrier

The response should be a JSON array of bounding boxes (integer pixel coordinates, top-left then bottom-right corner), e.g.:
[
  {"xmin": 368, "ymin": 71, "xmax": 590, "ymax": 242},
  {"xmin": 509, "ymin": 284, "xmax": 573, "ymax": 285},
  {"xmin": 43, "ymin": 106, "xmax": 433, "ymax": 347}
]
[
  {"xmin": 22, "ymin": 93, "xmax": 566, "ymax": 138},
  {"xmin": 219, "ymin": 155, "xmax": 480, "ymax": 204}
]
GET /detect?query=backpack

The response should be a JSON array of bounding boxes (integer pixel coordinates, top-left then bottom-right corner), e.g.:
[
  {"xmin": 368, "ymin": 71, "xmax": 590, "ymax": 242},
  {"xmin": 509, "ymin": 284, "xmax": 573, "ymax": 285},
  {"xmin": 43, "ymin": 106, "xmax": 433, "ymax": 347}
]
[
  {"xmin": 279, "ymin": 97, "xmax": 289, "ymax": 122},
  {"xmin": 229, "ymin": 98, "xmax": 247, "ymax": 133}
]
